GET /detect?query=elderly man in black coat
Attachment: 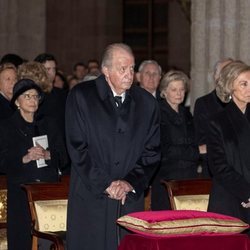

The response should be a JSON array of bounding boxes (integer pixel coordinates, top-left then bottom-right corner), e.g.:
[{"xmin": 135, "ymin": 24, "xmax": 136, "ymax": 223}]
[
  {"xmin": 193, "ymin": 58, "xmax": 233, "ymax": 177},
  {"xmin": 0, "ymin": 64, "xmax": 17, "ymax": 120},
  {"xmin": 65, "ymin": 43, "xmax": 161, "ymax": 250}
]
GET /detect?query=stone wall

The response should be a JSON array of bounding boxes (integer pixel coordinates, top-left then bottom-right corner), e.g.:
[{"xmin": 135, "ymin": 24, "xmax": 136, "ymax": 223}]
[
  {"xmin": 191, "ymin": 0, "xmax": 250, "ymax": 110},
  {"xmin": 46, "ymin": 0, "xmax": 122, "ymax": 74},
  {"xmin": 0, "ymin": 0, "xmax": 46, "ymax": 61},
  {"xmin": 0, "ymin": 0, "xmax": 122, "ymax": 73}
]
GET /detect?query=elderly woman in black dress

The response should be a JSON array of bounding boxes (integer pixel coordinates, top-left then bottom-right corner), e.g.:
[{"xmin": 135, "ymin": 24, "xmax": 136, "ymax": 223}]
[
  {"xmin": 0, "ymin": 79, "xmax": 68, "ymax": 250},
  {"xmin": 151, "ymin": 70, "xmax": 199, "ymax": 210},
  {"xmin": 207, "ymin": 61, "xmax": 250, "ymax": 227}
]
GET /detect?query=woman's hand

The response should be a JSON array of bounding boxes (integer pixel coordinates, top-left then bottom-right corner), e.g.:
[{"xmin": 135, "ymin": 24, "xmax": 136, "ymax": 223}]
[
  {"xmin": 36, "ymin": 142, "xmax": 51, "ymax": 160},
  {"xmin": 22, "ymin": 144, "xmax": 51, "ymax": 164},
  {"xmin": 241, "ymin": 199, "xmax": 250, "ymax": 208},
  {"xmin": 199, "ymin": 144, "xmax": 207, "ymax": 154}
]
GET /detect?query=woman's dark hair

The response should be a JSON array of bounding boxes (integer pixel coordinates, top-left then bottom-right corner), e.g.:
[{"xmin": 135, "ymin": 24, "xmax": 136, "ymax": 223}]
[{"xmin": 34, "ymin": 53, "xmax": 57, "ymax": 64}]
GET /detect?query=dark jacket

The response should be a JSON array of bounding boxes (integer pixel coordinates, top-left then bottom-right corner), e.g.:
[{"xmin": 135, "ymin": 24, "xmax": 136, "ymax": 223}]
[
  {"xmin": 38, "ymin": 87, "xmax": 67, "ymax": 138},
  {"xmin": 159, "ymin": 100, "xmax": 199, "ymax": 177},
  {"xmin": 155, "ymin": 89, "xmax": 162, "ymax": 102},
  {"xmin": 193, "ymin": 90, "xmax": 227, "ymax": 177},
  {"xmin": 207, "ymin": 101, "xmax": 250, "ymax": 224},
  {"xmin": 151, "ymin": 100, "xmax": 199, "ymax": 210},
  {"xmin": 65, "ymin": 75, "xmax": 161, "ymax": 250},
  {"xmin": 194, "ymin": 90, "xmax": 227, "ymax": 146},
  {"xmin": 0, "ymin": 93, "xmax": 14, "ymax": 120},
  {"xmin": 0, "ymin": 111, "xmax": 68, "ymax": 250}
]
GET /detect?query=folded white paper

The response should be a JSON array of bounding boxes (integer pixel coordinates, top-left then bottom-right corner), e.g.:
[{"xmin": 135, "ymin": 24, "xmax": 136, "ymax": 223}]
[{"xmin": 32, "ymin": 135, "xmax": 48, "ymax": 168}]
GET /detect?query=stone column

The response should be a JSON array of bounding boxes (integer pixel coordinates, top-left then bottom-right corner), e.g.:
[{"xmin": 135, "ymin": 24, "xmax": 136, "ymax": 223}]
[
  {"xmin": 0, "ymin": 0, "xmax": 46, "ymax": 61},
  {"xmin": 168, "ymin": 0, "xmax": 190, "ymax": 74},
  {"xmin": 190, "ymin": 0, "xmax": 250, "ymax": 110}
]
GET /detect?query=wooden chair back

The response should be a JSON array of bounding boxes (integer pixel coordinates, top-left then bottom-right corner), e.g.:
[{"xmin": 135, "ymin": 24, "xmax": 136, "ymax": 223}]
[
  {"xmin": 161, "ymin": 179, "xmax": 212, "ymax": 211},
  {"xmin": 0, "ymin": 175, "xmax": 7, "ymax": 250},
  {"xmin": 144, "ymin": 186, "xmax": 152, "ymax": 211},
  {"xmin": 22, "ymin": 175, "xmax": 70, "ymax": 250},
  {"xmin": 0, "ymin": 175, "xmax": 7, "ymax": 228}
]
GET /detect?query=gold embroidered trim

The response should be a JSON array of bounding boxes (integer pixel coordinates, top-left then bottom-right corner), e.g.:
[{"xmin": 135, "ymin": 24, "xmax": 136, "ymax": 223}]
[
  {"xmin": 0, "ymin": 190, "xmax": 7, "ymax": 223},
  {"xmin": 117, "ymin": 215, "xmax": 248, "ymax": 235}
]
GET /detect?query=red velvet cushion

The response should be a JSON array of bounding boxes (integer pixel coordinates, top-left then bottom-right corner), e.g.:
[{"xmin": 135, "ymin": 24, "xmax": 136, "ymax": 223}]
[{"xmin": 117, "ymin": 210, "xmax": 249, "ymax": 237}]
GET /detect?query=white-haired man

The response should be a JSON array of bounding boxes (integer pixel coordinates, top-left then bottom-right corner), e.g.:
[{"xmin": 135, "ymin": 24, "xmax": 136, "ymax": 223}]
[
  {"xmin": 137, "ymin": 60, "xmax": 162, "ymax": 100},
  {"xmin": 66, "ymin": 43, "xmax": 160, "ymax": 250},
  {"xmin": 193, "ymin": 58, "xmax": 233, "ymax": 177}
]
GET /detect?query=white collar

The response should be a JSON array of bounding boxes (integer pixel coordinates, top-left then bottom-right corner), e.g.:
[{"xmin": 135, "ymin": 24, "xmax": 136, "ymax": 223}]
[
  {"xmin": 0, "ymin": 91, "xmax": 9, "ymax": 100},
  {"xmin": 111, "ymin": 90, "xmax": 126, "ymax": 103},
  {"xmin": 152, "ymin": 91, "xmax": 157, "ymax": 98}
]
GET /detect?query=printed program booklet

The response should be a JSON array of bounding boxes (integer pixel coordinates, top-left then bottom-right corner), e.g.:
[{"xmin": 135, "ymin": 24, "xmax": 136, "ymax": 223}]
[{"xmin": 32, "ymin": 135, "xmax": 48, "ymax": 168}]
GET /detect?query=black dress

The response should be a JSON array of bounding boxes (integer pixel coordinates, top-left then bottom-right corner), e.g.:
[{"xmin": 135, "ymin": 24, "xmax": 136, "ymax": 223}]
[
  {"xmin": 151, "ymin": 100, "xmax": 199, "ymax": 210},
  {"xmin": 0, "ymin": 111, "xmax": 68, "ymax": 250}
]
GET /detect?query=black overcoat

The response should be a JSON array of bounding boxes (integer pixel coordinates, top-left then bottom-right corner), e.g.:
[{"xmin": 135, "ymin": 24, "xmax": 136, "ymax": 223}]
[
  {"xmin": 193, "ymin": 90, "xmax": 227, "ymax": 176},
  {"xmin": 65, "ymin": 75, "xmax": 161, "ymax": 250},
  {"xmin": 38, "ymin": 87, "xmax": 68, "ymax": 138},
  {"xmin": 151, "ymin": 100, "xmax": 199, "ymax": 210},
  {"xmin": 0, "ymin": 93, "xmax": 14, "ymax": 120},
  {"xmin": 194, "ymin": 90, "xmax": 227, "ymax": 146},
  {"xmin": 0, "ymin": 111, "xmax": 68, "ymax": 250},
  {"xmin": 207, "ymin": 101, "xmax": 250, "ymax": 225}
]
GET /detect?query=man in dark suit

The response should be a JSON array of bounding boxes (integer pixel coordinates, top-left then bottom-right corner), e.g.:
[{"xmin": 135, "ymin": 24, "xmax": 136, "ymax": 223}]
[
  {"xmin": 34, "ymin": 53, "xmax": 67, "ymax": 142},
  {"xmin": 65, "ymin": 43, "xmax": 161, "ymax": 250},
  {"xmin": 193, "ymin": 58, "xmax": 233, "ymax": 177},
  {"xmin": 0, "ymin": 64, "xmax": 17, "ymax": 120},
  {"xmin": 137, "ymin": 60, "xmax": 162, "ymax": 101}
]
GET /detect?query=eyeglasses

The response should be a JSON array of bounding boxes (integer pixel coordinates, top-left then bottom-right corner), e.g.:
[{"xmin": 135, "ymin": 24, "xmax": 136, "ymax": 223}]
[{"xmin": 21, "ymin": 94, "xmax": 41, "ymax": 101}]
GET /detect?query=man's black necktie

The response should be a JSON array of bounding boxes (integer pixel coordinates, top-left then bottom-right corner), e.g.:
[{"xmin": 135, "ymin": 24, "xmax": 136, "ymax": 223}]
[{"xmin": 114, "ymin": 96, "xmax": 122, "ymax": 108}]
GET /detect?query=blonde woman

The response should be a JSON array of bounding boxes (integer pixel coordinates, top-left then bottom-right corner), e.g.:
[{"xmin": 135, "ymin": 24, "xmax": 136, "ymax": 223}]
[
  {"xmin": 151, "ymin": 70, "xmax": 199, "ymax": 210},
  {"xmin": 208, "ymin": 61, "xmax": 250, "ymax": 227}
]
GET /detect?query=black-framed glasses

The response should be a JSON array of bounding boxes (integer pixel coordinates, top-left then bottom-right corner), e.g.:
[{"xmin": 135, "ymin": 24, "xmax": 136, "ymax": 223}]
[{"xmin": 21, "ymin": 94, "xmax": 41, "ymax": 101}]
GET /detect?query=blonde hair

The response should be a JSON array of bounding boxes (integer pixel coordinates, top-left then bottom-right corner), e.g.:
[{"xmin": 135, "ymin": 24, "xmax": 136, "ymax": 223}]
[
  {"xmin": 17, "ymin": 61, "xmax": 52, "ymax": 93},
  {"xmin": 159, "ymin": 70, "xmax": 189, "ymax": 98},
  {"xmin": 216, "ymin": 61, "xmax": 250, "ymax": 103}
]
